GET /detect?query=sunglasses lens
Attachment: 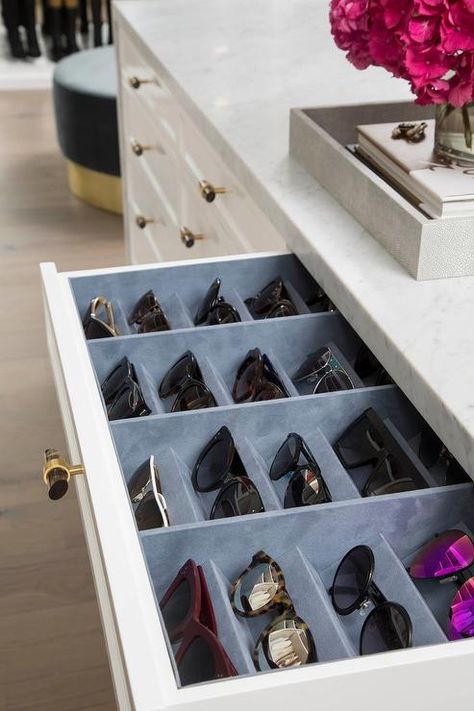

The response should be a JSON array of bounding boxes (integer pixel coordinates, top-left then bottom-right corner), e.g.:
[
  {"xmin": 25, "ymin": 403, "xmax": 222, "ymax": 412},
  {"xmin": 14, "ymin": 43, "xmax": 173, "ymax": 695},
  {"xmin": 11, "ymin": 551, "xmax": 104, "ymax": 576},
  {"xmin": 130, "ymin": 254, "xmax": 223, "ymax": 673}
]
[
  {"xmin": 364, "ymin": 457, "xmax": 416, "ymax": 497},
  {"xmin": 284, "ymin": 468, "xmax": 326, "ymax": 508},
  {"xmin": 128, "ymin": 458, "xmax": 152, "ymax": 501},
  {"xmin": 101, "ymin": 357, "xmax": 132, "ymax": 403},
  {"xmin": 409, "ymin": 529, "xmax": 474, "ymax": 579},
  {"xmin": 161, "ymin": 577, "xmax": 192, "ymax": 633},
  {"xmin": 159, "ymin": 352, "xmax": 197, "ymax": 398},
  {"xmin": 129, "ymin": 290, "xmax": 158, "ymax": 325},
  {"xmin": 233, "ymin": 354, "xmax": 259, "ymax": 403},
  {"xmin": 265, "ymin": 300, "xmax": 298, "ymax": 319},
  {"xmin": 270, "ymin": 434, "xmax": 299, "ymax": 481},
  {"xmin": 314, "ymin": 369, "xmax": 353, "ymax": 393},
  {"xmin": 138, "ymin": 309, "xmax": 170, "ymax": 333},
  {"xmin": 178, "ymin": 635, "xmax": 221, "ymax": 686},
  {"xmin": 84, "ymin": 317, "xmax": 114, "ymax": 339},
  {"xmin": 354, "ymin": 344, "xmax": 381, "ymax": 379},
  {"xmin": 194, "ymin": 428, "xmax": 234, "ymax": 491},
  {"xmin": 419, "ymin": 424, "xmax": 443, "ymax": 469},
  {"xmin": 107, "ymin": 380, "xmax": 150, "ymax": 420},
  {"xmin": 255, "ymin": 616, "xmax": 314, "ymax": 671},
  {"xmin": 210, "ymin": 477, "xmax": 264, "ymax": 519},
  {"xmin": 332, "ymin": 545, "xmax": 372, "ymax": 614},
  {"xmin": 206, "ymin": 303, "xmax": 241, "ymax": 325},
  {"xmin": 251, "ymin": 277, "xmax": 284, "ymax": 315},
  {"xmin": 195, "ymin": 278, "xmax": 221, "ymax": 325},
  {"xmin": 335, "ymin": 415, "xmax": 383, "ymax": 469},
  {"xmin": 293, "ymin": 347, "xmax": 331, "ymax": 381},
  {"xmin": 172, "ymin": 382, "xmax": 216, "ymax": 412},
  {"xmin": 254, "ymin": 381, "xmax": 286, "ymax": 401},
  {"xmin": 360, "ymin": 603, "xmax": 411, "ymax": 655},
  {"xmin": 449, "ymin": 578, "xmax": 474, "ymax": 640},
  {"xmin": 232, "ymin": 561, "xmax": 279, "ymax": 614},
  {"xmin": 135, "ymin": 491, "xmax": 166, "ymax": 530}
]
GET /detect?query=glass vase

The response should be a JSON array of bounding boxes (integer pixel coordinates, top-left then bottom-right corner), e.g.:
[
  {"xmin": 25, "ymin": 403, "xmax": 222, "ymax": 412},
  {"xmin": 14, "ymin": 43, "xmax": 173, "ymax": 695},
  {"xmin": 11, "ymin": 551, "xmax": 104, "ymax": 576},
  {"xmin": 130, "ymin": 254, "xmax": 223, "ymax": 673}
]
[{"xmin": 435, "ymin": 103, "xmax": 474, "ymax": 163}]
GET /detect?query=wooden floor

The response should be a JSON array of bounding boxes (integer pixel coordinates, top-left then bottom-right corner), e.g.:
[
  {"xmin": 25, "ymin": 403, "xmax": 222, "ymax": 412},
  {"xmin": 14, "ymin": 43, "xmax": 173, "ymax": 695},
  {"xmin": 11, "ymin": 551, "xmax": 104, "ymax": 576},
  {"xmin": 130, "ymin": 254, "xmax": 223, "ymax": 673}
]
[{"xmin": 0, "ymin": 90, "xmax": 123, "ymax": 710}]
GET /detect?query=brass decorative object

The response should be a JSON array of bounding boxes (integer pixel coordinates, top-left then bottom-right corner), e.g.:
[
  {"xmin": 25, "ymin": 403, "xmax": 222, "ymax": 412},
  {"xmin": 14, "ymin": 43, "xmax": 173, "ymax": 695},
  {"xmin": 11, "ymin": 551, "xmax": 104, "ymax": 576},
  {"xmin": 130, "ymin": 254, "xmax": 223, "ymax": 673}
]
[
  {"xmin": 199, "ymin": 180, "xmax": 228, "ymax": 203},
  {"xmin": 42, "ymin": 448, "xmax": 85, "ymax": 500}
]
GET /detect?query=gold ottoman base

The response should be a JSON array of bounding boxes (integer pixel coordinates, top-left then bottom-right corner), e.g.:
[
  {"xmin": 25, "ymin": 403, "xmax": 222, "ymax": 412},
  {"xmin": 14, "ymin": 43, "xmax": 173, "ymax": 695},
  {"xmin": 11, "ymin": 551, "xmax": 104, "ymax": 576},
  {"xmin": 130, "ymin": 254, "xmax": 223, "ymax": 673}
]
[{"xmin": 67, "ymin": 161, "xmax": 123, "ymax": 215}]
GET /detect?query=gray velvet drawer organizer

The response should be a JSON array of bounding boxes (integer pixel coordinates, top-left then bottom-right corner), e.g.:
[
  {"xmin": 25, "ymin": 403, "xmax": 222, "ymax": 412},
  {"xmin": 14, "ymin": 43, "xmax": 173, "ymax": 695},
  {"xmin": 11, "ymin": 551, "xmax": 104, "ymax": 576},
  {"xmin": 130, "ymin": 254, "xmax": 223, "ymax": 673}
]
[{"xmin": 70, "ymin": 254, "xmax": 474, "ymax": 686}]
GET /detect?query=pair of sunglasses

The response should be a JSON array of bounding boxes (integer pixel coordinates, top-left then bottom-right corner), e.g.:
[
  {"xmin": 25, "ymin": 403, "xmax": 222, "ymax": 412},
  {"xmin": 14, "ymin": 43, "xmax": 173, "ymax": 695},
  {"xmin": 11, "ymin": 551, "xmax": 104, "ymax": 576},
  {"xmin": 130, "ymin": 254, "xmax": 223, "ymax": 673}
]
[
  {"xmin": 128, "ymin": 456, "xmax": 169, "ymax": 530},
  {"xmin": 83, "ymin": 296, "xmax": 119, "ymax": 339},
  {"xmin": 293, "ymin": 346, "xmax": 354, "ymax": 394},
  {"xmin": 128, "ymin": 290, "xmax": 170, "ymax": 333},
  {"xmin": 331, "ymin": 545, "xmax": 412, "ymax": 655},
  {"xmin": 231, "ymin": 551, "xmax": 316, "ymax": 671},
  {"xmin": 419, "ymin": 424, "xmax": 470, "ymax": 485},
  {"xmin": 232, "ymin": 348, "xmax": 289, "ymax": 403},
  {"xmin": 334, "ymin": 408, "xmax": 427, "ymax": 496},
  {"xmin": 354, "ymin": 344, "xmax": 393, "ymax": 386},
  {"xmin": 195, "ymin": 278, "xmax": 241, "ymax": 326},
  {"xmin": 101, "ymin": 357, "xmax": 151, "ymax": 420},
  {"xmin": 192, "ymin": 426, "xmax": 264, "ymax": 519},
  {"xmin": 160, "ymin": 559, "xmax": 238, "ymax": 685},
  {"xmin": 158, "ymin": 351, "xmax": 217, "ymax": 412},
  {"xmin": 305, "ymin": 282, "xmax": 336, "ymax": 312},
  {"xmin": 245, "ymin": 277, "xmax": 298, "ymax": 319},
  {"xmin": 409, "ymin": 529, "xmax": 474, "ymax": 640},
  {"xmin": 270, "ymin": 433, "xmax": 331, "ymax": 508}
]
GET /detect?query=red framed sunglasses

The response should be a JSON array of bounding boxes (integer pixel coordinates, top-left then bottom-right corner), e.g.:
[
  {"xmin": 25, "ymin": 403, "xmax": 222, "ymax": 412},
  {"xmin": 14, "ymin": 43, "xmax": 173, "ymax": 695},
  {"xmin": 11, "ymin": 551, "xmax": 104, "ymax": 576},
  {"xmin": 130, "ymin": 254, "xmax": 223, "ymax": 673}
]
[{"xmin": 160, "ymin": 559, "xmax": 238, "ymax": 686}]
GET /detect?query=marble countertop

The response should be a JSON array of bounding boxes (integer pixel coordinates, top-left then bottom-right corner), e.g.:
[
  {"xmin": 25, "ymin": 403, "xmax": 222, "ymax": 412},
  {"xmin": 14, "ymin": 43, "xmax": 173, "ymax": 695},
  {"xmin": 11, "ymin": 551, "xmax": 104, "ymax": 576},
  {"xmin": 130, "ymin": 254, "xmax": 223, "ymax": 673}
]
[{"xmin": 116, "ymin": 0, "xmax": 474, "ymax": 474}]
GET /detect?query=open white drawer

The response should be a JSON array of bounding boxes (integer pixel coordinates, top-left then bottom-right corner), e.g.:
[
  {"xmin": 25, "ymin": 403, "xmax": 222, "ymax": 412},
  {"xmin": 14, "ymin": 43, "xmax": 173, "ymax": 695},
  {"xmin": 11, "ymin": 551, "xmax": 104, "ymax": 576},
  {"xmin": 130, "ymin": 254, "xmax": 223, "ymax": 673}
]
[{"xmin": 41, "ymin": 252, "xmax": 474, "ymax": 711}]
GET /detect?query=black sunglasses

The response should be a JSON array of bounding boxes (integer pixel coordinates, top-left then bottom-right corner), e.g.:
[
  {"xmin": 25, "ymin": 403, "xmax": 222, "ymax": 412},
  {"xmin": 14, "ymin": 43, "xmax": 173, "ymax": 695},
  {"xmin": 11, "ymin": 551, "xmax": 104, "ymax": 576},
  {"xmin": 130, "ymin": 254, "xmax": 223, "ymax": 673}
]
[
  {"xmin": 305, "ymin": 282, "xmax": 336, "ymax": 312},
  {"xmin": 269, "ymin": 433, "xmax": 331, "ymax": 508},
  {"xmin": 418, "ymin": 422, "xmax": 470, "ymax": 485},
  {"xmin": 194, "ymin": 278, "xmax": 241, "ymax": 326},
  {"xmin": 158, "ymin": 350, "xmax": 217, "ymax": 412},
  {"xmin": 334, "ymin": 408, "xmax": 427, "ymax": 496},
  {"xmin": 101, "ymin": 356, "xmax": 151, "ymax": 420},
  {"xmin": 331, "ymin": 545, "xmax": 412, "ymax": 655},
  {"xmin": 354, "ymin": 344, "xmax": 393, "ymax": 386},
  {"xmin": 192, "ymin": 426, "xmax": 264, "ymax": 519},
  {"xmin": 232, "ymin": 348, "xmax": 290, "ymax": 403},
  {"xmin": 128, "ymin": 455, "xmax": 170, "ymax": 530},
  {"xmin": 128, "ymin": 290, "xmax": 171, "ymax": 333},
  {"xmin": 83, "ymin": 296, "xmax": 120, "ymax": 339},
  {"xmin": 293, "ymin": 346, "xmax": 354, "ymax": 394},
  {"xmin": 245, "ymin": 276, "xmax": 298, "ymax": 319}
]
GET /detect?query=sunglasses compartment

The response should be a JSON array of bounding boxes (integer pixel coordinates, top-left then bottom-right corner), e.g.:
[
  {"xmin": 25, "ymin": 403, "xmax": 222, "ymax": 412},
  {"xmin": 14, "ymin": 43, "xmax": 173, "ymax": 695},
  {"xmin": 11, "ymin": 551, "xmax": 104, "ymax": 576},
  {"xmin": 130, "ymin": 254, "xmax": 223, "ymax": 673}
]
[{"xmin": 70, "ymin": 254, "xmax": 321, "ymax": 336}]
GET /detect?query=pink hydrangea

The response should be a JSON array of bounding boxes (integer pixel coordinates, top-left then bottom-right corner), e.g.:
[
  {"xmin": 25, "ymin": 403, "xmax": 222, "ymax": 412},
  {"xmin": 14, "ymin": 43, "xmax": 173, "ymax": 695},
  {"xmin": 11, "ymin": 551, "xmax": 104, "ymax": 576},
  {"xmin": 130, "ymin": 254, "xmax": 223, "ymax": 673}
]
[{"xmin": 329, "ymin": 0, "xmax": 474, "ymax": 107}]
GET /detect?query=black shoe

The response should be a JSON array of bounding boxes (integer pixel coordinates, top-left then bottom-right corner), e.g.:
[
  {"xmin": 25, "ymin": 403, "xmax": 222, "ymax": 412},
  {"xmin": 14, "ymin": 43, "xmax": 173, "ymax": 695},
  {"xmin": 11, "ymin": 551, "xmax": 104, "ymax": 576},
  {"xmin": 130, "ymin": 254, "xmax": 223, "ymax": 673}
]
[
  {"xmin": 64, "ymin": 8, "xmax": 79, "ymax": 54},
  {"xmin": 7, "ymin": 29, "xmax": 27, "ymax": 59},
  {"xmin": 26, "ymin": 30, "xmax": 41, "ymax": 57}
]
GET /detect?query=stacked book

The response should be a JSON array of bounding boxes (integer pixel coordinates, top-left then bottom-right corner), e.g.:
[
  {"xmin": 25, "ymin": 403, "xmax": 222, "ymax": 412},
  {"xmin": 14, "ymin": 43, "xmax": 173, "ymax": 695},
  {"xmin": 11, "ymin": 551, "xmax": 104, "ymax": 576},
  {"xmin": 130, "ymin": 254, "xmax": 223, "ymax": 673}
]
[{"xmin": 356, "ymin": 119, "xmax": 474, "ymax": 219}]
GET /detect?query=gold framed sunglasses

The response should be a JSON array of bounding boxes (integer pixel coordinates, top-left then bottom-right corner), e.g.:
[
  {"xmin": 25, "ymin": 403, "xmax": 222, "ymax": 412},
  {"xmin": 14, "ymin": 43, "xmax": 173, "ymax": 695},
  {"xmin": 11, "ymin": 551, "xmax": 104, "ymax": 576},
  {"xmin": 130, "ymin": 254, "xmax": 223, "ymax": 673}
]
[{"xmin": 82, "ymin": 296, "xmax": 120, "ymax": 339}]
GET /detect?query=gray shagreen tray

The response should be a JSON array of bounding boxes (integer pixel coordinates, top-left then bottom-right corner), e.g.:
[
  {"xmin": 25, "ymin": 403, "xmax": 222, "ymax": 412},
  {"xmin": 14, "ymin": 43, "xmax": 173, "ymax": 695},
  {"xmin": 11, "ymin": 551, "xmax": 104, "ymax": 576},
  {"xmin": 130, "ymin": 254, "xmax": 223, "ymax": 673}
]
[{"xmin": 289, "ymin": 102, "xmax": 474, "ymax": 280}]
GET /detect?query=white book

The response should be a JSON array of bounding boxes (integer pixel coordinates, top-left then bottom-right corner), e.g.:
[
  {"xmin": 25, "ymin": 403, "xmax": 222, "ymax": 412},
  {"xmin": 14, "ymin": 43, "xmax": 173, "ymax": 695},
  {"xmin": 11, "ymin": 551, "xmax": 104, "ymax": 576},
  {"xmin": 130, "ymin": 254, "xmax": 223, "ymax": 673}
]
[{"xmin": 357, "ymin": 120, "xmax": 474, "ymax": 219}]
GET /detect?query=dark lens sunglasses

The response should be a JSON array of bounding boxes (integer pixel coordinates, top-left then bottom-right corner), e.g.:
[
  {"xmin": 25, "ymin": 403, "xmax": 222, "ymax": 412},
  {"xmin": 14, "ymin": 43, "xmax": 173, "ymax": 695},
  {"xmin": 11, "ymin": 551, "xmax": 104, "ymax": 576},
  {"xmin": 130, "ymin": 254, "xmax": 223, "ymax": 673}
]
[
  {"xmin": 232, "ymin": 348, "xmax": 290, "ymax": 403},
  {"xmin": 230, "ymin": 551, "xmax": 317, "ymax": 671},
  {"xmin": 101, "ymin": 356, "xmax": 151, "ymax": 420},
  {"xmin": 194, "ymin": 278, "xmax": 241, "ymax": 326},
  {"xmin": 128, "ymin": 289, "xmax": 171, "ymax": 333},
  {"xmin": 83, "ymin": 296, "xmax": 119, "ymax": 339},
  {"xmin": 305, "ymin": 282, "xmax": 336, "ymax": 313},
  {"xmin": 245, "ymin": 276, "xmax": 298, "ymax": 319},
  {"xmin": 331, "ymin": 545, "xmax": 412, "ymax": 655},
  {"xmin": 334, "ymin": 408, "xmax": 427, "ymax": 496},
  {"xmin": 128, "ymin": 455, "xmax": 170, "ymax": 530},
  {"xmin": 408, "ymin": 529, "xmax": 474, "ymax": 640},
  {"xmin": 293, "ymin": 346, "xmax": 354, "ymax": 394},
  {"xmin": 269, "ymin": 433, "xmax": 331, "ymax": 508},
  {"xmin": 418, "ymin": 423, "xmax": 470, "ymax": 485},
  {"xmin": 192, "ymin": 426, "xmax": 264, "ymax": 519},
  {"xmin": 158, "ymin": 350, "xmax": 217, "ymax": 412},
  {"xmin": 160, "ymin": 559, "xmax": 238, "ymax": 685},
  {"xmin": 354, "ymin": 344, "xmax": 393, "ymax": 386}
]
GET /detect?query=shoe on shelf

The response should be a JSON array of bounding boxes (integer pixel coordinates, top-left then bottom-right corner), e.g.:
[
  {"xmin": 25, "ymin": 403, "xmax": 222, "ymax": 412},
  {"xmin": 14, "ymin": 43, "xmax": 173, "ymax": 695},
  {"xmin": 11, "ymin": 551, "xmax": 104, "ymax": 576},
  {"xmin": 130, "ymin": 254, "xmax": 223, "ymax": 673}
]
[{"xmin": 7, "ymin": 29, "xmax": 27, "ymax": 59}]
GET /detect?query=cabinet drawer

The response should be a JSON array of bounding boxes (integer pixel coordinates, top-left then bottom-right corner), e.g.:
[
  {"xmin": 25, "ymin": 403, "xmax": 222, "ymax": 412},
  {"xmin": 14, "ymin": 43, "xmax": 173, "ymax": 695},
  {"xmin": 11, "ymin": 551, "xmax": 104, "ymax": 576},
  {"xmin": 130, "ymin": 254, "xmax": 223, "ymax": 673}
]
[
  {"xmin": 118, "ymin": 29, "xmax": 178, "ymax": 145},
  {"xmin": 122, "ymin": 84, "xmax": 179, "ymax": 213},
  {"xmin": 181, "ymin": 113, "xmax": 285, "ymax": 252},
  {"xmin": 42, "ymin": 252, "xmax": 474, "ymax": 711}
]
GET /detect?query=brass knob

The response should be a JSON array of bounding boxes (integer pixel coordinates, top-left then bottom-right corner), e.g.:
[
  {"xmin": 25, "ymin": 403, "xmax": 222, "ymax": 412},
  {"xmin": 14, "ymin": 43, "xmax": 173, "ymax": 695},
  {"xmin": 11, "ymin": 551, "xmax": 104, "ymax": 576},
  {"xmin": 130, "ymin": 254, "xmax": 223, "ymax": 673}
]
[
  {"xmin": 131, "ymin": 139, "xmax": 163, "ymax": 157},
  {"xmin": 128, "ymin": 76, "xmax": 154, "ymax": 90},
  {"xmin": 199, "ymin": 180, "xmax": 228, "ymax": 203},
  {"xmin": 136, "ymin": 215, "xmax": 155, "ymax": 229},
  {"xmin": 180, "ymin": 226, "xmax": 204, "ymax": 248},
  {"xmin": 42, "ymin": 448, "xmax": 85, "ymax": 501}
]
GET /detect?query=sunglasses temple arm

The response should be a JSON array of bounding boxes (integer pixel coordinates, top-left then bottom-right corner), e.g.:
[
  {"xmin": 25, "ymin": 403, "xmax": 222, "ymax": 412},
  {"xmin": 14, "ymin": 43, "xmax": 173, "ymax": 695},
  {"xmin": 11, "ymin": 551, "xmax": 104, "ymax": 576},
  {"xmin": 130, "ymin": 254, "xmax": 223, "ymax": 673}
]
[{"xmin": 368, "ymin": 581, "xmax": 387, "ymax": 607}]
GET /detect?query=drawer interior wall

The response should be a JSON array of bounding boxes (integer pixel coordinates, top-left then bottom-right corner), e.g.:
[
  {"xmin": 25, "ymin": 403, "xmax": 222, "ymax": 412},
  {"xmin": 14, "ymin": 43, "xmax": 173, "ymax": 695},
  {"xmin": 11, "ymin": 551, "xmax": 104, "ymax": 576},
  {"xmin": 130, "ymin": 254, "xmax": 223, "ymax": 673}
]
[{"xmin": 68, "ymin": 253, "xmax": 474, "ymax": 688}]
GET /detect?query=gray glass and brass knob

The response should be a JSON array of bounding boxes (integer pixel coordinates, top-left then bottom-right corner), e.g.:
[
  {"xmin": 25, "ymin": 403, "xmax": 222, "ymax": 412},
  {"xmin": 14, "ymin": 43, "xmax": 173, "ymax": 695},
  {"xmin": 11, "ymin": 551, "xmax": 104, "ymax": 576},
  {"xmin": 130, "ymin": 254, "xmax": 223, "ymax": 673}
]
[
  {"xmin": 128, "ymin": 76, "xmax": 154, "ymax": 90},
  {"xmin": 42, "ymin": 448, "xmax": 85, "ymax": 501},
  {"xmin": 180, "ymin": 226, "xmax": 204, "ymax": 248},
  {"xmin": 199, "ymin": 180, "xmax": 228, "ymax": 203},
  {"xmin": 136, "ymin": 215, "xmax": 155, "ymax": 229},
  {"xmin": 131, "ymin": 139, "xmax": 151, "ymax": 157}
]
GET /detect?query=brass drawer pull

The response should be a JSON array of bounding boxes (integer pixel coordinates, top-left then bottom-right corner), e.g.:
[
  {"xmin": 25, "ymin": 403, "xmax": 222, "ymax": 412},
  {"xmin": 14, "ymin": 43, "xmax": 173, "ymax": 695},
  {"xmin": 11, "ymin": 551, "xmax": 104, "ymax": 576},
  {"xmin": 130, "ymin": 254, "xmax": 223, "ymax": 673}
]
[
  {"xmin": 199, "ymin": 180, "xmax": 228, "ymax": 203},
  {"xmin": 128, "ymin": 75, "xmax": 155, "ymax": 90},
  {"xmin": 42, "ymin": 448, "xmax": 85, "ymax": 500},
  {"xmin": 136, "ymin": 215, "xmax": 155, "ymax": 229},
  {"xmin": 180, "ymin": 226, "xmax": 204, "ymax": 248},
  {"xmin": 131, "ymin": 139, "xmax": 164, "ymax": 157}
]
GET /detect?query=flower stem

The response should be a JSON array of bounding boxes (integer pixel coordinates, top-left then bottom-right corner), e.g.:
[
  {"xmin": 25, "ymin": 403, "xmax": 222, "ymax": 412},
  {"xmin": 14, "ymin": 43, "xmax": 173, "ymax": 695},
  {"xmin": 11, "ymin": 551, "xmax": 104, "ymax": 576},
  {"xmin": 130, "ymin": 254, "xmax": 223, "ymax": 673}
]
[{"xmin": 462, "ymin": 105, "xmax": 473, "ymax": 150}]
